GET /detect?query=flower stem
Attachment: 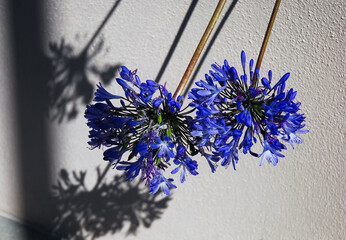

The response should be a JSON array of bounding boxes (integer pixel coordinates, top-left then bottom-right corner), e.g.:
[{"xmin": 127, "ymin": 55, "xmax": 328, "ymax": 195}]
[
  {"xmin": 251, "ymin": 0, "xmax": 281, "ymax": 88},
  {"xmin": 173, "ymin": 0, "xmax": 227, "ymax": 99}
]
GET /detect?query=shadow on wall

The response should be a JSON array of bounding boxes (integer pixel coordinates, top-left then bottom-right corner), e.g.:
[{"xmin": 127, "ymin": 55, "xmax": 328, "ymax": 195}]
[
  {"xmin": 182, "ymin": 0, "xmax": 239, "ymax": 97},
  {"xmin": 51, "ymin": 166, "xmax": 171, "ymax": 239},
  {"xmin": 155, "ymin": 0, "xmax": 198, "ymax": 83},
  {"xmin": 47, "ymin": 37, "xmax": 121, "ymax": 123},
  {"xmin": 8, "ymin": 0, "xmax": 238, "ymax": 238},
  {"xmin": 47, "ymin": 0, "xmax": 123, "ymax": 123},
  {"xmin": 47, "ymin": 1, "xmax": 173, "ymax": 237}
]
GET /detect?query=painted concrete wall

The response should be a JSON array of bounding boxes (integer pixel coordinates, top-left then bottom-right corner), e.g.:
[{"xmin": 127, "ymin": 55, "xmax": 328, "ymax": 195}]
[{"xmin": 0, "ymin": 0, "xmax": 345, "ymax": 239}]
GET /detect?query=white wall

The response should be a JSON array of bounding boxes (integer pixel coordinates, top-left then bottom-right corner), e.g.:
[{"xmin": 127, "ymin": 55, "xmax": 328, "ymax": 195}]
[{"xmin": 0, "ymin": 0, "xmax": 345, "ymax": 239}]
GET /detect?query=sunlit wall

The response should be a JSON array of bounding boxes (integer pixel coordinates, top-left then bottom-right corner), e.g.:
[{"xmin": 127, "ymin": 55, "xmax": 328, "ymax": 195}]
[{"xmin": 0, "ymin": 0, "xmax": 344, "ymax": 239}]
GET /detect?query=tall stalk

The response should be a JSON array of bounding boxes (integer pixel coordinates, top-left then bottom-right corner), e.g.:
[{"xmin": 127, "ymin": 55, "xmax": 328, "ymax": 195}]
[
  {"xmin": 173, "ymin": 0, "xmax": 227, "ymax": 98},
  {"xmin": 251, "ymin": 0, "xmax": 282, "ymax": 87}
]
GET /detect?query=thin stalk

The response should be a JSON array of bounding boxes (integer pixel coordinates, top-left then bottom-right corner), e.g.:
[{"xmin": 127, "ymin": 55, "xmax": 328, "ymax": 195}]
[
  {"xmin": 173, "ymin": 0, "xmax": 227, "ymax": 99},
  {"xmin": 251, "ymin": 0, "xmax": 282, "ymax": 87}
]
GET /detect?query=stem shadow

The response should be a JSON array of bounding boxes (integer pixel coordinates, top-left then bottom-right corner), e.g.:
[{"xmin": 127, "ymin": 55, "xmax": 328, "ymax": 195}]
[
  {"xmin": 155, "ymin": 0, "xmax": 198, "ymax": 83},
  {"xmin": 47, "ymin": 0, "xmax": 122, "ymax": 123},
  {"xmin": 182, "ymin": 0, "xmax": 239, "ymax": 97}
]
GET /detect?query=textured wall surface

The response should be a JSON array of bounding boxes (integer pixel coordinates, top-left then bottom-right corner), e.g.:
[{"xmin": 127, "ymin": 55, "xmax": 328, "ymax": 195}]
[{"xmin": 0, "ymin": 0, "xmax": 345, "ymax": 239}]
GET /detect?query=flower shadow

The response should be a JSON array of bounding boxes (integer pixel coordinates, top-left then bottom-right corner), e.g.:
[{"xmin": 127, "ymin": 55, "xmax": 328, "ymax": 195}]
[
  {"xmin": 51, "ymin": 166, "xmax": 171, "ymax": 239},
  {"xmin": 47, "ymin": 37, "xmax": 121, "ymax": 123},
  {"xmin": 47, "ymin": 0, "xmax": 122, "ymax": 123}
]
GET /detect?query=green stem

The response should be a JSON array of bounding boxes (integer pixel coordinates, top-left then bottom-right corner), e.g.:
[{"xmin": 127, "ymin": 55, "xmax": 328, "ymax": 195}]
[
  {"xmin": 173, "ymin": 0, "xmax": 227, "ymax": 99},
  {"xmin": 251, "ymin": 0, "xmax": 282, "ymax": 87}
]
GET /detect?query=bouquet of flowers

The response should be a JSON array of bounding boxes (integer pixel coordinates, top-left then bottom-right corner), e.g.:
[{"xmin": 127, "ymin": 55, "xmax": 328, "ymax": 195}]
[{"xmin": 85, "ymin": 0, "xmax": 307, "ymax": 195}]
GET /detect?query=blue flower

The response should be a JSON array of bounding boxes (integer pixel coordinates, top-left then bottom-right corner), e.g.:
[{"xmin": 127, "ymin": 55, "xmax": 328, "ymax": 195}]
[
  {"xmin": 191, "ymin": 116, "xmax": 225, "ymax": 146},
  {"xmin": 85, "ymin": 66, "xmax": 197, "ymax": 195},
  {"xmin": 149, "ymin": 170, "xmax": 177, "ymax": 195},
  {"xmin": 217, "ymin": 138, "xmax": 240, "ymax": 170},
  {"xmin": 189, "ymin": 51, "xmax": 308, "ymax": 169},
  {"xmin": 239, "ymin": 128, "xmax": 254, "ymax": 154},
  {"xmin": 259, "ymin": 135, "xmax": 286, "ymax": 166},
  {"xmin": 117, "ymin": 155, "xmax": 145, "ymax": 181},
  {"xmin": 140, "ymin": 80, "xmax": 159, "ymax": 102},
  {"xmin": 84, "ymin": 103, "xmax": 111, "ymax": 123},
  {"xmin": 150, "ymin": 136, "xmax": 175, "ymax": 159},
  {"xmin": 198, "ymin": 148, "xmax": 220, "ymax": 173},
  {"xmin": 94, "ymin": 83, "xmax": 121, "ymax": 102},
  {"xmin": 103, "ymin": 146, "xmax": 127, "ymax": 164},
  {"xmin": 280, "ymin": 114, "xmax": 309, "ymax": 148},
  {"xmin": 188, "ymin": 76, "xmax": 226, "ymax": 106},
  {"xmin": 87, "ymin": 130, "xmax": 112, "ymax": 149},
  {"xmin": 152, "ymin": 98, "xmax": 164, "ymax": 107},
  {"xmin": 235, "ymin": 107, "xmax": 253, "ymax": 127},
  {"xmin": 171, "ymin": 146, "xmax": 198, "ymax": 183}
]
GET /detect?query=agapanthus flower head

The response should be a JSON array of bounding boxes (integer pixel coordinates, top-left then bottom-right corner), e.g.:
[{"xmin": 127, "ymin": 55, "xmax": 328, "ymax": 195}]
[
  {"xmin": 189, "ymin": 51, "xmax": 308, "ymax": 170},
  {"xmin": 85, "ymin": 66, "xmax": 197, "ymax": 195}
]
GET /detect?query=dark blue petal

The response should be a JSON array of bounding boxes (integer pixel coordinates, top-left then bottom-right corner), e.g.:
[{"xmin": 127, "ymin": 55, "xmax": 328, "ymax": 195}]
[
  {"xmin": 191, "ymin": 130, "xmax": 203, "ymax": 137},
  {"xmin": 167, "ymin": 149, "xmax": 175, "ymax": 158},
  {"xmin": 168, "ymin": 143, "xmax": 175, "ymax": 149},
  {"xmin": 111, "ymin": 116, "xmax": 132, "ymax": 128},
  {"xmin": 157, "ymin": 148, "xmax": 165, "ymax": 158},
  {"xmin": 261, "ymin": 77, "xmax": 271, "ymax": 89},
  {"xmin": 128, "ymin": 121, "xmax": 143, "ymax": 126},
  {"xmin": 175, "ymin": 102, "xmax": 182, "ymax": 110},
  {"xmin": 94, "ymin": 83, "xmax": 121, "ymax": 102},
  {"xmin": 120, "ymin": 100, "xmax": 126, "ymax": 108},
  {"xmin": 152, "ymin": 98, "xmax": 164, "ymax": 107},
  {"xmin": 241, "ymin": 51, "xmax": 246, "ymax": 70},
  {"xmin": 278, "ymin": 82, "xmax": 286, "ymax": 93},
  {"xmin": 120, "ymin": 66, "xmax": 130, "ymax": 80},
  {"xmin": 268, "ymin": 70, "xmax": 272, "ymax": 82},
  {"xmin": 256, "ymin": 68, "xmax": 260, "ymax": 79},
  {"xmin": 136, "ymin": 143, "xmax": 149, "ymax": 154},
  {"xmin": 236, "ymin": 101, "xmax": 244, "ymax": 111},
  {"xmin": 233, "ymin": 129, "xmax": 243, "ymax": 139},
  {"xmin": 116, "ymin": 78, "xmax": 134, "ymax": 91},
  {"xmin": 150, "ymin": 143, "xmax": 160, "ymax": 149},
  {"xmin": 276, "ymin": 92, "xmax": 285, "ymax": 100},
  {"xmin": 180, "ymin": 168, "xmax": 186, "ymax": 183},
  {"xmin": 276, "ymin": 72, "xmax": 290, "ymax": 87},
  {"xmin": 171, "ymin": 166, "xmax": 181, "ymax": 174},
  {"xmin": 230, "ymin": 67, "xmax": 239, "ymax": 81},
  {"xmin": 135, "ymin": 75, "xmax": 141, "ymax": 85},
  {"xmin": 146, "ymin": 80, "xmax": 158, "ymax": 87},
  {"xmin": 245, "ymin": 110, "xmax": 253, "ymax": 127},
  {"xmin": 197, "ymin": 90, "xmax": 212, "ymax": 96},
  {"xmin": 103, "ymin": 147, "xmax": 126, "ymax": 163},
  {"xmin": 177, "ymin": 145, "xmax": 185, "ymax": 155},
  {"xmin": 243, "ymin": 74, "xmax": 248, "ymax": 85},
  {"xmin": 249, "ymin": 59, "xmax": 254, "ymax": 71}
]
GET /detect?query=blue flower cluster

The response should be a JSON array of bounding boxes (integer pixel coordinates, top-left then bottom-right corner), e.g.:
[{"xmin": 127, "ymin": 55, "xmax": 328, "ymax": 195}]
[
  {"xmin": 86, "ymin": 52, "xmax": 308, "ymax": 195},
  {"xmin": 85, "ymin": 67, "xmax": 198, "ymax": 195},
  {"xmin": 189, "ymin": 51, "xmax": 308, "ymax": 170}
]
